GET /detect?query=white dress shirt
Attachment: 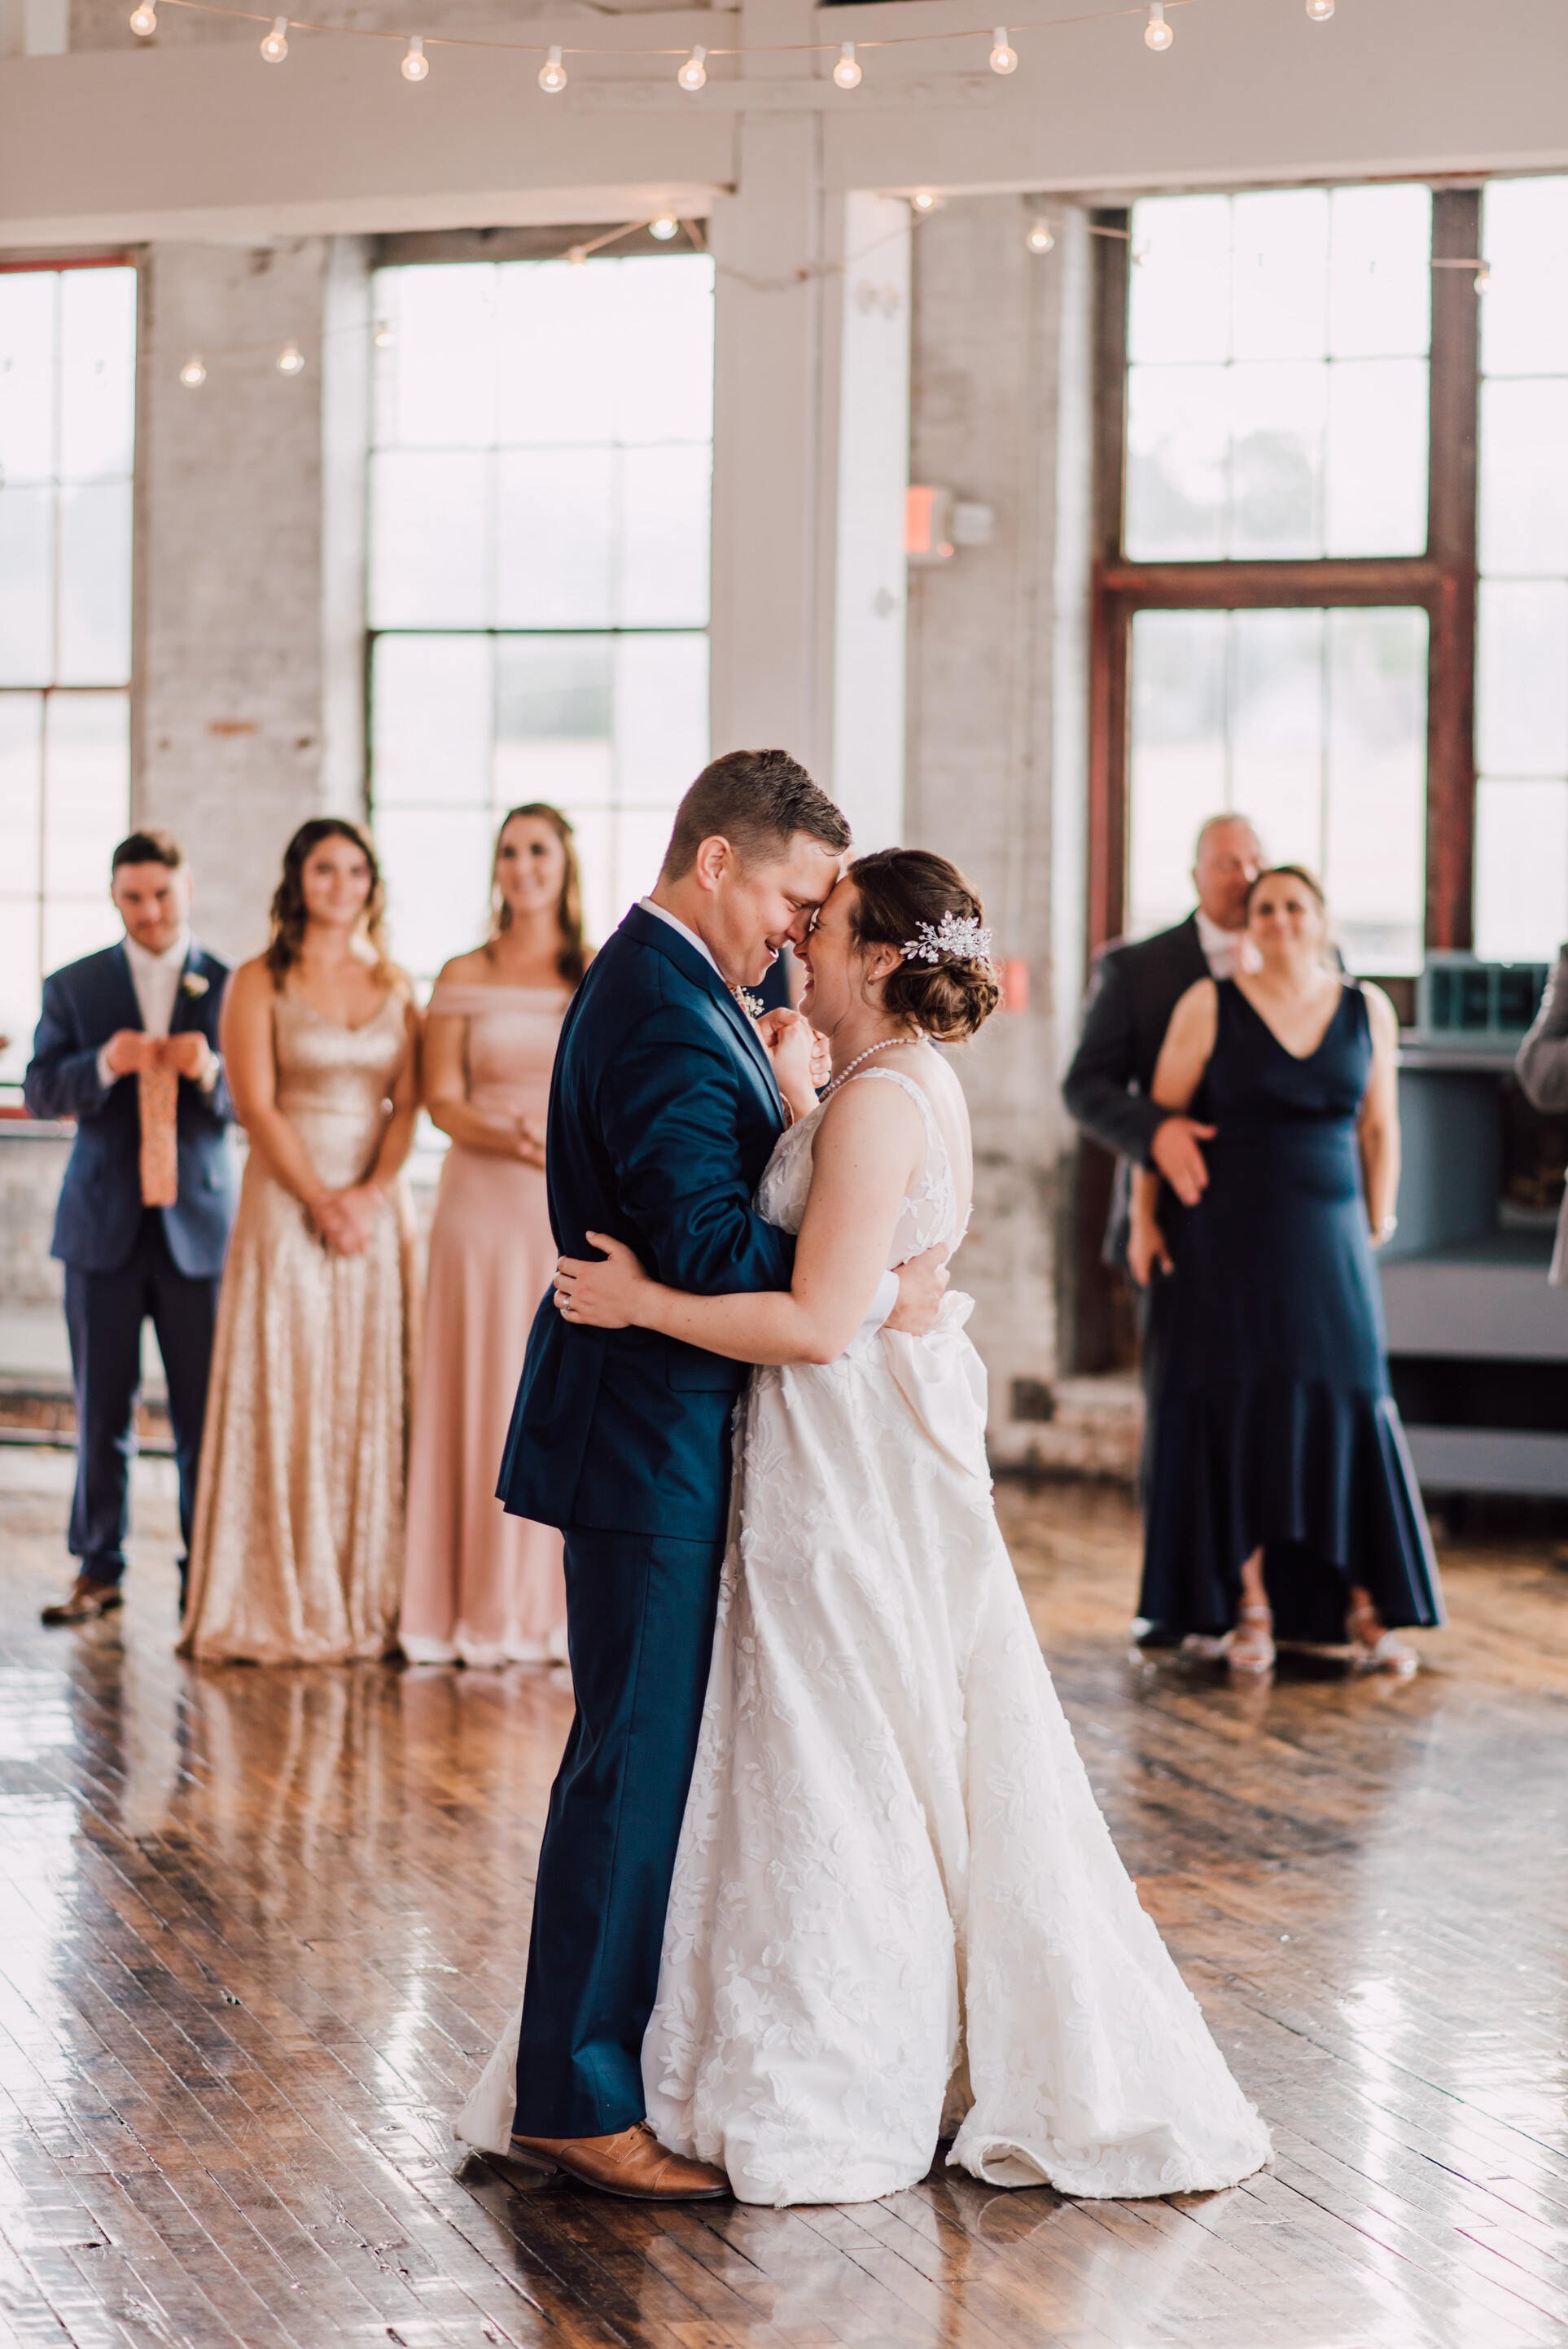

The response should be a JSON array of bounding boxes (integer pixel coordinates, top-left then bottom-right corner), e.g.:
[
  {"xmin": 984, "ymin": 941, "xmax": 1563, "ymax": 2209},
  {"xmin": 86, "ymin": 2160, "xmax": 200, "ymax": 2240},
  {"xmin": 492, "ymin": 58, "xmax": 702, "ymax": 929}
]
[
  {"xmin": 97, "ymin": 931, "xmax": 216, "ymax": 1090},
  {"xmin": 1196, "ymin": 909, "xmax": 1261, "ymax": 982},
  {"xmin": 637, "ymin": 898, "xmax": 900, "ymax": 1343},
  {"xmin": 637, "ymin": 896, "xmax": 721, "ymax": 975}
]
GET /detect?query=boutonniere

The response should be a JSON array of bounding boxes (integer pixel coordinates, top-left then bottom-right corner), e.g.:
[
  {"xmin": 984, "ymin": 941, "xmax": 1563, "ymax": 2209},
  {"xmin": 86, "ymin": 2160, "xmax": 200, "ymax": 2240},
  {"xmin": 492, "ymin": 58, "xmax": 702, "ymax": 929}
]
[
  {"xmin": 733, "ymin": 987, "xmax": 764, "ymax": 1021},
  {"xmin": 181, "ymin": 971, "xmax": 210, "ymax": 999}
]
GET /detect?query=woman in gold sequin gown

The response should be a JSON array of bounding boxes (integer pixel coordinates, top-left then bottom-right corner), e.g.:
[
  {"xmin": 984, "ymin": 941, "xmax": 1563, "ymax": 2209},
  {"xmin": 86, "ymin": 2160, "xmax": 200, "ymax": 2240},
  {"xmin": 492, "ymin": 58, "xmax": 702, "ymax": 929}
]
[{"xmin": 180, "ymin": 821, "xmax": 420, "ymax": 1665}]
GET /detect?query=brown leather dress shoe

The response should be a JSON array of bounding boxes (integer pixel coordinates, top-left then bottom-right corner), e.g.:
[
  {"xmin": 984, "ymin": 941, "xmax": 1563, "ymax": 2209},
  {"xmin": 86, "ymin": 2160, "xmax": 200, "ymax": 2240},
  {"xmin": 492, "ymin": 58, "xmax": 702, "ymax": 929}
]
[
  {"xmin": 510, "ymin": 2119, "xmax": 729, "ymax": 2202},
  {"xmin": 41, "ymin": 1575, "xmax": 125, "ymax": 1627}
]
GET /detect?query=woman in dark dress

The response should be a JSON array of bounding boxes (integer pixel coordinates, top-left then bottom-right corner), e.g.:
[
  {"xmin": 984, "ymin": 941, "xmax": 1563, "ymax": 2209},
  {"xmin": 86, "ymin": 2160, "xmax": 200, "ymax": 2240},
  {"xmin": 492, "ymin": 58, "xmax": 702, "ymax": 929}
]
[{"xmin": 1129, "ymin": 865, "xmax": 1443, "ymax": 1678}]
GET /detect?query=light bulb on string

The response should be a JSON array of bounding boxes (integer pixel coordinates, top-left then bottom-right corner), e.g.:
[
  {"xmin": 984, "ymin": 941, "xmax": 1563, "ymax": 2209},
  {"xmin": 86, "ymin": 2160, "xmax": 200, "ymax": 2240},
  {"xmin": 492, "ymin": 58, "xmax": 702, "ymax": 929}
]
[
  {"xmin": 1144, "ymin": 2, "xmax": 1173, "ymax": 50},
  {"xmin": 989, "ymin": 26, "xmax": 1018, "ymax": 74},
  {"xmin": 129, "ymin": 2, "xmax": 156, "ymax": 35},
  {"xmin": 1474, "ymin": 262, "xmax": 1492, "ymax": 294},
  {"xmin": 649, "ymin": 217, "xmax": 679, "ymax": 242},
  {"xmin": 677, "ymin": 45, "xmax": 707, "ymax": 90},
  {"xmin": 276, "ymin": 343, "xmax": 305, "ymax": 376},
  {"xmin": 260, "ymin": 15, "xmax": 289, "ymax": 61},
  {"xmin": 833, "ymin": 41, "xmax": 861, "ymax": 89},
  {"xmin": 1305, "ymin": 0, "xmax": 1334, "ymax": 16},
  {"xmin": 566, "ymin": 245, "xmax": 589, "ymax": 267},
  {"xmin": 538, "ymin": 44, "xmax": 567, "ymax": 92},
  {"xmin": 373, "ymin": 320, "xmax": 393, "ymax": 348},
  {"xmin": 911, "ymin": 192, "xmax": 940, "ymax": 214},
  {"xmin": 178, "ymin": 355, "xmax": 206, "ymax": 388},
  {"xmin": 1026, "ymin": 217, "xmax": 1055, "ymax": 254},
  {"xmin": 401, "ymin": 34, "xmax": 428, "ymax": 81}
]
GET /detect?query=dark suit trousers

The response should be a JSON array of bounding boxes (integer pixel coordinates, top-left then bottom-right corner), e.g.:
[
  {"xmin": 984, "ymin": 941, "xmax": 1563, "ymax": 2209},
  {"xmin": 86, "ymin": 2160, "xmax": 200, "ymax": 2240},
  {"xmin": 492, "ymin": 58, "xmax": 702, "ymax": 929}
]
[
  {"xmin": 64, "ymin": 1212, "xmax": 221, "ymax": 1586},
  {"xmin": 513, "ymin": 1523, "xmax": 725, "ymax": 2138}
]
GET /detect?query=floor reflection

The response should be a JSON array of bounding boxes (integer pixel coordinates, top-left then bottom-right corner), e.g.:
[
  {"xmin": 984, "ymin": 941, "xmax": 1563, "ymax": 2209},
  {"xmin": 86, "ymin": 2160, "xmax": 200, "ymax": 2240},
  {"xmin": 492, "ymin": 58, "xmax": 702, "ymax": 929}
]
[{"xmin": 1, "ymin": 1449, "xmax": 1565, "ymax": 2348}]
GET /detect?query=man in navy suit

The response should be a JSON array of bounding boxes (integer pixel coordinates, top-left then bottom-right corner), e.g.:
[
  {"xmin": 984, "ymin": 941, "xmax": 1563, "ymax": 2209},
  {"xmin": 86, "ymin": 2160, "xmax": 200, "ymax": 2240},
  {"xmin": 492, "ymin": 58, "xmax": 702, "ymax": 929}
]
[
  {"xmin": 24, "ymin": 828, "xmax": 238, "ymax": 1625},
  {"xmin": 497, "ymin": 749, "xmax": 947, "ymax": 2201}
]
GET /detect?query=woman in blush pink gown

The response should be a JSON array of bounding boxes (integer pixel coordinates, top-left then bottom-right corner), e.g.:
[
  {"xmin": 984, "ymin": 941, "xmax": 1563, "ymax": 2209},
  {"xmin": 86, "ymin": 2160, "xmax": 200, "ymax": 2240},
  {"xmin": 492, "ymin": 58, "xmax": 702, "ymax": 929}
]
[{"xmin": 400, "ymin": 806, "xmax": 588, "ymax": 1668}]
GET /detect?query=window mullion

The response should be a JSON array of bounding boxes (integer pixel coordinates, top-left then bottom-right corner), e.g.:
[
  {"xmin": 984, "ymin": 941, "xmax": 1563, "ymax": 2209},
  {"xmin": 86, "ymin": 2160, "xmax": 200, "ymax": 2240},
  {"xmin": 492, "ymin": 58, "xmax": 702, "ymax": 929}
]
[{"xmin": 1426, "ymin": 186, "xmax": 1482, "ymax": 953}]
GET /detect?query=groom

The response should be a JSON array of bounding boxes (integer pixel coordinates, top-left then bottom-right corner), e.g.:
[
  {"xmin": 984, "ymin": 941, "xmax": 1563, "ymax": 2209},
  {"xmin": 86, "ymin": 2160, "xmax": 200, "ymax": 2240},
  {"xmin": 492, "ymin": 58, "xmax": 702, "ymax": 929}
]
[{"xmin": 497, "ymin": 749, "xmax": 947, "ymax": 2200}]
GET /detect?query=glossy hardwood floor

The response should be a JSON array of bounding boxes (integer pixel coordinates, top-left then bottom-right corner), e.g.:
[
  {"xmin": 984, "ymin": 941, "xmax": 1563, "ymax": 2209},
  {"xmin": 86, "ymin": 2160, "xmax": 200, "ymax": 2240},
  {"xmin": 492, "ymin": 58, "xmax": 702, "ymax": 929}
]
[{"xmin": 2, "ymin": 1445, "xmax": 1566, "ymax": 2349}]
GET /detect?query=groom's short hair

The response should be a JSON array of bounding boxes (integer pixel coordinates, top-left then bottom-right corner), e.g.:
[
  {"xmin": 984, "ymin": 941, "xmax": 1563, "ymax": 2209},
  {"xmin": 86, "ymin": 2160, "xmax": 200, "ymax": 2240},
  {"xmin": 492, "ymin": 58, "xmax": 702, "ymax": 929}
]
[{"xmin": 661, "ymin": 750, "xmax": 851, "ymax": 879}]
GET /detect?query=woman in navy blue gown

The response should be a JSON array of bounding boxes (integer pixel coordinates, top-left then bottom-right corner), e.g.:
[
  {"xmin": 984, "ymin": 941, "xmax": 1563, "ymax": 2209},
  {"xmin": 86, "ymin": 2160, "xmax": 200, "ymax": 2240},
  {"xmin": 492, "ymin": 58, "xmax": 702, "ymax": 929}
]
[{"xmin": 1129, "ymin": 865, "xmax": 1443, "ymax": 1677}]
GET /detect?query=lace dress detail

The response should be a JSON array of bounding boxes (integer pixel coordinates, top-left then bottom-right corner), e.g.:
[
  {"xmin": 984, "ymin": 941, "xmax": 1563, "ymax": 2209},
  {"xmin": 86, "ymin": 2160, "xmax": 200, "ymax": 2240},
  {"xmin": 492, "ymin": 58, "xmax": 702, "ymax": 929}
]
[
  {"xmin": 458, "ymin": 1063, "xmax": 1271, "ymax": 2203},
  {"xmin": 760, "ymin": 1065, "xmax": 961, "ymax": 1261}
]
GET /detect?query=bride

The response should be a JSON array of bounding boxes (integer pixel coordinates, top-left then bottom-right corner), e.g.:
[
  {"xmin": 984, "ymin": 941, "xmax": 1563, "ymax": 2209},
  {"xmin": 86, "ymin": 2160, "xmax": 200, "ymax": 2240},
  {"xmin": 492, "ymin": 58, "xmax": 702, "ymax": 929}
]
[{"xmin": 459, "ymin": 848, "xmax": 1270, "ymax": 2208}]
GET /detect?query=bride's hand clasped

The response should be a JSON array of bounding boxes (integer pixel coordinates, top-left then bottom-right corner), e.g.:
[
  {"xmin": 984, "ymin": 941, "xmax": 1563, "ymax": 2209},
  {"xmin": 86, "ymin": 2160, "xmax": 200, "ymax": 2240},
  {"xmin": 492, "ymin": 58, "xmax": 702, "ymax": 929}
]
[
  {"xmin": 554, "ymin": 1232, "xmax": 653, "ymax": 1328},
  {"xmin": 755, "ymin": 1007, "xmax": 822, "ymax": 1121}
]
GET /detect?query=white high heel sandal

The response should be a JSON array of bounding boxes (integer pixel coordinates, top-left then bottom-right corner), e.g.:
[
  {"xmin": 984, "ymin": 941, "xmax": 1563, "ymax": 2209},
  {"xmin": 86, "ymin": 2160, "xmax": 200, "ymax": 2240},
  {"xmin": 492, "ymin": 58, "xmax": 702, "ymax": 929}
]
[
  {"xmin": 1347, "ymin": 1601, "xmax": 1418, "ymax": 1677},
  {"xmin": 1226, "ymin": 1602, "xmax": 1276, "ymax": 1676}
]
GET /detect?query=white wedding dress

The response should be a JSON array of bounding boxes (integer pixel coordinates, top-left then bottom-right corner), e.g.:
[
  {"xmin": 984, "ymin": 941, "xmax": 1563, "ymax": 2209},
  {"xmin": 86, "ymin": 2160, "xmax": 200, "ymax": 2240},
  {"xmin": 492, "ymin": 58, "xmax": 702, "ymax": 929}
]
[{"xmin": 458, "ymin": 1065, "xmax": 1271, "ymax": 2207}]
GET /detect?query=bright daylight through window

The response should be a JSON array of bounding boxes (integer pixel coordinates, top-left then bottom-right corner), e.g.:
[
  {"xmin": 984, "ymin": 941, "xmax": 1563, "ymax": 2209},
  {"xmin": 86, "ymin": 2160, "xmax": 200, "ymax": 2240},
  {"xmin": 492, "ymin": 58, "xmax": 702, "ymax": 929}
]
[
  {"xmin": 0, "ymin": 265, "xmax": 135, "ymax": 1087},
  {"xmin": 1122, "ymin": 186, "xmax": 1432, "ymax": 973},
  {"xmin": 367, "ymin": 253, "xmax": 715, "ymax": 983},
  {"xmin": 1476, "ymin": 174, "xmax": 1568, "ymax": 962}
]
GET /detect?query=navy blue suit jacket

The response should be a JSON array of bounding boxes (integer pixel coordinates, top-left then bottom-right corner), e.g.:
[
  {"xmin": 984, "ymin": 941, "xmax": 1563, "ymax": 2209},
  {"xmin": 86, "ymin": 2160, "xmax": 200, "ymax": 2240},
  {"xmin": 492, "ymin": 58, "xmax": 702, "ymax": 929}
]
[
  {"xmin": 23, "ymin": 941, "xmax": 239, "ymax": 1277},
  {"xmin": 498, "ymin": 905, "xmax": 796, "ymax": 1543}
]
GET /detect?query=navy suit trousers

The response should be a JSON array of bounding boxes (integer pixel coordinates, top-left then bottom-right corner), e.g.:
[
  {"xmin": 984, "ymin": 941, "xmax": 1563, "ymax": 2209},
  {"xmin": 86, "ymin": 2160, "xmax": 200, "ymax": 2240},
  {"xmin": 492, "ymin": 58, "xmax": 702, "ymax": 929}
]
[
  {"xmin": 512, "ymin": 1523, "xmax": 725, "ymax": 2138},
  {"xmin": 65, "ymin": 1212, "xmax": 220, "ymax": 1586}
]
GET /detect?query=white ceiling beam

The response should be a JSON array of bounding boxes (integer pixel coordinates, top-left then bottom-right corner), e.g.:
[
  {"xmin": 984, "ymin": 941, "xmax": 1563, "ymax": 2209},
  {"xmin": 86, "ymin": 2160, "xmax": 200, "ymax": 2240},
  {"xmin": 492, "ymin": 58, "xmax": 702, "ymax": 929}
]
[{"xmin": 3, "ymin": 0, "xmax": 1567, "ymax": 248}]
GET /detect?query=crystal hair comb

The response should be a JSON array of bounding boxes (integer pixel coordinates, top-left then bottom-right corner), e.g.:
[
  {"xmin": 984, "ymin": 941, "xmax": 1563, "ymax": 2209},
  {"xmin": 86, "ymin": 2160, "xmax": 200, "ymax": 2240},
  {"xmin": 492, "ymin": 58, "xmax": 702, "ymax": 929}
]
[{"xmin": 901, "ymin": 911, "xmax": 993, "ymax": 966}]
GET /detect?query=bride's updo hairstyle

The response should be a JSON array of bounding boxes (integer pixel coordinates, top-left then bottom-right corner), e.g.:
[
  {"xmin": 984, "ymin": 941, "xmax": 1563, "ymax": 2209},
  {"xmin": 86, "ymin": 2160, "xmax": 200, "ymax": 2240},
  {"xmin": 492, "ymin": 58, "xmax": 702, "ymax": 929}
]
[{"xmin": 847, "ymin": 848, "xmax": 1001, "ymax": 1043}]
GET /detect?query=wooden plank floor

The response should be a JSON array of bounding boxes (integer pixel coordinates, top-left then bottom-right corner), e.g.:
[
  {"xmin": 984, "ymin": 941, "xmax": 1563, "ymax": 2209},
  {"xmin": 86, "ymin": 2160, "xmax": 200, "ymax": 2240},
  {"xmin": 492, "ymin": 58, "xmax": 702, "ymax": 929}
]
[{"xmin": 2, "ymin": 1446, "xmax": 1566, "ymax": 2349}]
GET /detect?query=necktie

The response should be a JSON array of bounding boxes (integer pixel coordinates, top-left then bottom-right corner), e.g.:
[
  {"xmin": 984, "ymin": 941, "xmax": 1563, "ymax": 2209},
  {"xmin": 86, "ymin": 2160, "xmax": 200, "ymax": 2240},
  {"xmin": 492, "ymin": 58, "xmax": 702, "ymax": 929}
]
[{"xmin": 138, "ymin": 1058, "xmax": 180, "ymax": 1208}]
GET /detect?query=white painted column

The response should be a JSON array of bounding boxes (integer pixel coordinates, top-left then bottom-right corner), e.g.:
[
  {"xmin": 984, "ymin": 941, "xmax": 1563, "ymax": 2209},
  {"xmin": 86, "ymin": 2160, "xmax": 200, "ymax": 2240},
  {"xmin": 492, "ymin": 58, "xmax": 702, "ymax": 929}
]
[
  {"xmin": 707, "ymin": 110, "xmax": 826, "ymax": 768},
  {"xmin": 829, "ymin": 191, "xmax": 910, "ymax": 850}
]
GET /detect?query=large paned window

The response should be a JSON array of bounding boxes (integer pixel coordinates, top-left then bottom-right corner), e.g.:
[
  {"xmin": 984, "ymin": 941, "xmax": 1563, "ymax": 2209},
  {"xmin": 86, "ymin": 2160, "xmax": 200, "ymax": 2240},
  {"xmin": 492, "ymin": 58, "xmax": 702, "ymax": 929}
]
[
  {"xmin": 367, "ymin": 255, "xmax": 714, "ymax": 982},
  {"xmin": 1130, "ymin": 604, "xmax": 1429, "ymax": 969},
  {"xmin": 0, "ymin": 263, "xmax": 135, "ymax": 1088},
  {"xmin": 1475, "ymin": 175, "xmax": 1568, "ymax": 961},
  {"xmin": 1085, "ymin": 181, "xmax": 1487, "ymax": 1369},
  {"xmin": 1104, "ymin": 184, "xmax": 1449, "ymax": 980},
  {"xmin": 1126, "ymin": 187, "xmax": 1432, "ymax": 568}
]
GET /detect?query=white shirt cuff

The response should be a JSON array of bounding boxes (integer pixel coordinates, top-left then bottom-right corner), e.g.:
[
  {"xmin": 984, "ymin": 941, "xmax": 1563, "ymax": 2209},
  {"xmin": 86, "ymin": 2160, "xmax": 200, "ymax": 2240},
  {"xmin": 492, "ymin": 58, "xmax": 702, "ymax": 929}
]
[
  {"xmin": 95, "ymin": 1044, "xmax": 117, "ymax": 1090},
  {"xmin": 853, "ymin": 1267, "xmax": 900, "ymax": 1348}
]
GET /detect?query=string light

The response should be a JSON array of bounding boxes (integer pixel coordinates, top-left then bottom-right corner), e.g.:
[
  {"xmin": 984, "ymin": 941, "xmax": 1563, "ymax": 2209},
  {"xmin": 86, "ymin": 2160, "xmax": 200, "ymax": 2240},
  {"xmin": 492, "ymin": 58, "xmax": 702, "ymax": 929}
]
[
  {"xmin": 98, "ymin": 0, "xmax": 1238, "ymax": 82},
  {"xmin": 1026, "ymin": 217, "xmax": 1055, "ymax": 253},
  {"xmin": 1305, "ymin": 0, "xmax": 1334, "ymax": 15},
  {"xmin": 1474, "ymin": 262, "xmax": 1492, "ymax": 294},
  {"xmin": 153, "ymin": 204, "xmax": 961, "ymax": 392},
  {"xmin": 649, "ymin": 217, "xmax": 679, "ymax": 242},
  {"xmin": 400, "ymin": 33, "xmax": 427, "ymax": 79}
]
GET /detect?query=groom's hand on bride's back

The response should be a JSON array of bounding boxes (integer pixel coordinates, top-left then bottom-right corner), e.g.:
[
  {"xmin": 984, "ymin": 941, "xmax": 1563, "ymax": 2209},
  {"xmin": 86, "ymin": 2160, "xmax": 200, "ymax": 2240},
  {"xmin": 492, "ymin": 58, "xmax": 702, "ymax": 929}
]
[{"xmin": 887, "ymin": 1245, "xmax": 949, "ymax": 1336}]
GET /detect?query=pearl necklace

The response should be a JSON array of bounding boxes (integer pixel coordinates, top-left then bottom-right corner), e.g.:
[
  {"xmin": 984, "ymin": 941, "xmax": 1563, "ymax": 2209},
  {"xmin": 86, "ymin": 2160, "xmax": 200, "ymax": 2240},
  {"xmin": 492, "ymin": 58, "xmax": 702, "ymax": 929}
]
[{"xmin": 822, "ymin": 1029, "xmax": 926, "ymax": 1098}]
